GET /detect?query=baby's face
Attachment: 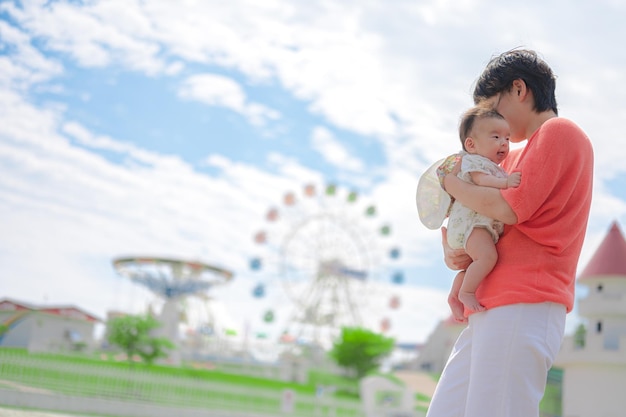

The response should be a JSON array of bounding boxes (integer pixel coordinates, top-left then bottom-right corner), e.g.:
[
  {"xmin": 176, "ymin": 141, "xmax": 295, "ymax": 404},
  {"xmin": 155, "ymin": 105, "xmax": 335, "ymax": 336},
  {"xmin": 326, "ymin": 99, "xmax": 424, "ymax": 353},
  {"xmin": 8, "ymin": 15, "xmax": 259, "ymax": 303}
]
[{"xmin": 467, "ymin": 117, "xmax": 511, "ymax": 164}]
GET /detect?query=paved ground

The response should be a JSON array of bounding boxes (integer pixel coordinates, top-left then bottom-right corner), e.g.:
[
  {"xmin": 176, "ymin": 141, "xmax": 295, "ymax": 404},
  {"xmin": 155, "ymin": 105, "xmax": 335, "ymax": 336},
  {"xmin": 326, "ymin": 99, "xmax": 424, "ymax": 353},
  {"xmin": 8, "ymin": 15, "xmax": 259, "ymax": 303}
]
[{"xmin": 394, "ymin": 370, "xmax": 438, "ymax": 397}]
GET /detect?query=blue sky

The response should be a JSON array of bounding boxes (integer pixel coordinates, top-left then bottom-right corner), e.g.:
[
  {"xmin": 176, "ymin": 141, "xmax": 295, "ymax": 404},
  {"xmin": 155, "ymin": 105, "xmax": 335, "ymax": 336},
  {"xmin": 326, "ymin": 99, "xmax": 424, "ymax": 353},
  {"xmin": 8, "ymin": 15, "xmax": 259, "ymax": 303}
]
[{"xmin": 1, "ymin": 0, "xmax": 626, "ymax": 348}]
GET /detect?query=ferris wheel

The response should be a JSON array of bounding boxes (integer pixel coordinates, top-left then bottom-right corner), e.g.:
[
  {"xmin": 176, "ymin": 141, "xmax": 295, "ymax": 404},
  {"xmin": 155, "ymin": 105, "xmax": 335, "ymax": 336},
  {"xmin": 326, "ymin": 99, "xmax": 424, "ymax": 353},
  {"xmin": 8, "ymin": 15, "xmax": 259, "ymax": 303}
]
[{"xmin": 249, "ymin": 183, "xmax": 404, "ymax": 346}]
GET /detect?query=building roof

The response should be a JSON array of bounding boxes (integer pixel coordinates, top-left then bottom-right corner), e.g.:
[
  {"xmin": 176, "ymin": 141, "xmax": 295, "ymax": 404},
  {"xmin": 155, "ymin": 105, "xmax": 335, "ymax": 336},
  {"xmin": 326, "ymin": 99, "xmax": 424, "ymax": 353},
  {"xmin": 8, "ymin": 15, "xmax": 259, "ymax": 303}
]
[
  {"xmin": 0, "ymin": 298, "xmax": 101, "ymax": 322},
  {"xmin": 579, "ymin": 221, "xmax": 626, "ymax": 281}
]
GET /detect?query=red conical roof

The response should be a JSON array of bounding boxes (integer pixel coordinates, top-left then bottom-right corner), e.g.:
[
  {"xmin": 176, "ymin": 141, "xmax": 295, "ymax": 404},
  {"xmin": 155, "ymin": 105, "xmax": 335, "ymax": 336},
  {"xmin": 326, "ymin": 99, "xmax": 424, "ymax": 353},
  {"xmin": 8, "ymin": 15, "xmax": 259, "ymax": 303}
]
[{"xmin": 579, "ymin": 221, "xmax": 626, "ymax": 280}]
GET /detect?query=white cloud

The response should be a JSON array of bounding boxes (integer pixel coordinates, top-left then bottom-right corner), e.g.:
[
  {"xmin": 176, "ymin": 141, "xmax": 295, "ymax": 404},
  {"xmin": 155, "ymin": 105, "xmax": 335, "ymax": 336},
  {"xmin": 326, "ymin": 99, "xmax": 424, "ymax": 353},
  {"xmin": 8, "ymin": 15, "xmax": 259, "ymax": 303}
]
[
  {"xmin": 310, "ymin": 126, "xmax": 364, "ymax": 172},
  {"xmin": 266, "ymin": 152, "xmax": 326, "ymax": 184},
  {"xmin": 178, "ymin": 73, "xmax": 280, "ymax": 126},
  {"xmin": 0, "ymin": 20, "xmax": 63, "ymax": 89},
  {"xmin": 8, "ymin": 0, "xmax": 626, "ymax": 181},
  {"xmin": 3, "ymin": 0, "xmax": 166, "ymax": 74}
]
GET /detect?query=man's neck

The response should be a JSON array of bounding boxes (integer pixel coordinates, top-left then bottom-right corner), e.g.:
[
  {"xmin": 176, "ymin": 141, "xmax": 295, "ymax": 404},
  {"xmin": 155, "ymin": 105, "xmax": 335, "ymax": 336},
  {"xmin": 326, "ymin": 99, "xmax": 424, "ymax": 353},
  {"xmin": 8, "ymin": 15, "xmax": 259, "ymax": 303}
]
[{"xmin": 527, "ymin": 110, "xmax": 557, "ymax": 138}]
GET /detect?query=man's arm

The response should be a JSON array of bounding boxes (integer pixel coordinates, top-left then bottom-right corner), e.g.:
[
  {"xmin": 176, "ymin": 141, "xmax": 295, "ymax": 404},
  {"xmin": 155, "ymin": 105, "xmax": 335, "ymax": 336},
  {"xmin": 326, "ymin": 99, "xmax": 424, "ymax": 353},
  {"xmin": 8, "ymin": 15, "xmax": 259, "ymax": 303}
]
[
  {"xmin": 443, "ymin": 174, "xmax": 518, "ymax": 224},
  {"xmin": 471, "ymin": 171, "xmax": 522, "ymax": 190}
]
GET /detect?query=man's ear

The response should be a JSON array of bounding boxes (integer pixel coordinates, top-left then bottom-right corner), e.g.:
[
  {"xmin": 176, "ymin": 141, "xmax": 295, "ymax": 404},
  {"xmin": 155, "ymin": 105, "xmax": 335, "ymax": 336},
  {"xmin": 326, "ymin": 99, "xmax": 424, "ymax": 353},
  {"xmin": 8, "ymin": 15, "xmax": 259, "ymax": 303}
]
[{"xmin": 512, "ymin": 79, "xmax": 528, "ymax": 99}]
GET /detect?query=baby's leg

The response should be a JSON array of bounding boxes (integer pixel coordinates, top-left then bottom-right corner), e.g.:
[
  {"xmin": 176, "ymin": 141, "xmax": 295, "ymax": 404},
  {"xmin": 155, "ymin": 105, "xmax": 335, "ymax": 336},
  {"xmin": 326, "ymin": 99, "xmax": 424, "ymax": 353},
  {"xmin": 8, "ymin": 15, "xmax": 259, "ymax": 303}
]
[
  {"xmin": 449, "ymin": 270, "xmax": 467, "ymax": 322},
  {"xmin": 458, "ymin": 228, "xmax": 498, "ymax": 312}
]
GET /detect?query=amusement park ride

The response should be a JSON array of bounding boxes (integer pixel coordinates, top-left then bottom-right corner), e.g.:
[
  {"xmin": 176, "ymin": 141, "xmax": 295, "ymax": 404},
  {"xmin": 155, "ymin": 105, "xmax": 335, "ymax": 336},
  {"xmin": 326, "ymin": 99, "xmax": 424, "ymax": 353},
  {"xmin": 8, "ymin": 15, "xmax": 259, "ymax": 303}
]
[
  {"xmin": 112, "ymin": 257, "xmax": 233, "ymax": 363},
  {"xmin": 249, "ymin": 183, "xmax": 404, "ymax": 348},
  {"xmin": 111, "ymin": 183, "xmax": 404, "ymax": 362}
]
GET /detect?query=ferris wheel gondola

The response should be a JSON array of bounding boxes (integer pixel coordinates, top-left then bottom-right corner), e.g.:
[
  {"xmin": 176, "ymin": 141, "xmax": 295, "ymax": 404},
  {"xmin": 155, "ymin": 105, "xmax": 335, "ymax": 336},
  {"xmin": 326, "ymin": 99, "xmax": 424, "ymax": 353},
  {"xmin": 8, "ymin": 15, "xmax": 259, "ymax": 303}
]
[{"xmin": 248, "ymin": 183, "xmax": 404, "ymax": 346}]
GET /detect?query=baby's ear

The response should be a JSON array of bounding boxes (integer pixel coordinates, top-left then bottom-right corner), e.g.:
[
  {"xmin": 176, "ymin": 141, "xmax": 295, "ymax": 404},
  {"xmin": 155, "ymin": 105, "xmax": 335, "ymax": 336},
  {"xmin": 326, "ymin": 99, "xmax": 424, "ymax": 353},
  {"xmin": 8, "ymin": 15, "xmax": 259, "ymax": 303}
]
[{"xmin": 464, "ymin": 137, "xmax": 474, "ymax": 151}]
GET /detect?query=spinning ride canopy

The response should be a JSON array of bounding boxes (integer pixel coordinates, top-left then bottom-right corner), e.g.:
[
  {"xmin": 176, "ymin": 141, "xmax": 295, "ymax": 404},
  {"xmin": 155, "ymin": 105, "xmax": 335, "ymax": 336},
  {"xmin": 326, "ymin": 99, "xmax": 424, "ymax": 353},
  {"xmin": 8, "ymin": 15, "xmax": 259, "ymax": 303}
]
[{"xmin": 112, "ymin": 256, "xmax": 233, "ymax": 299}]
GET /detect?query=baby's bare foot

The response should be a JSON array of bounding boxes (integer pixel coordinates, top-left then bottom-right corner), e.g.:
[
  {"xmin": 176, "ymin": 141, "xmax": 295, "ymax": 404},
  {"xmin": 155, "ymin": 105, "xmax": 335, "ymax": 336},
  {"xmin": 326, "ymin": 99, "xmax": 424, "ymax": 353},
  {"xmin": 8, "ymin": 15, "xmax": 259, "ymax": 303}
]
[
  {"xmin": 448, "ymin": 295, "xmax": 466, "ymax": 322},
  {"xmin": 458, "ymin": 291, "xmax": 485, "ymax": 312}
]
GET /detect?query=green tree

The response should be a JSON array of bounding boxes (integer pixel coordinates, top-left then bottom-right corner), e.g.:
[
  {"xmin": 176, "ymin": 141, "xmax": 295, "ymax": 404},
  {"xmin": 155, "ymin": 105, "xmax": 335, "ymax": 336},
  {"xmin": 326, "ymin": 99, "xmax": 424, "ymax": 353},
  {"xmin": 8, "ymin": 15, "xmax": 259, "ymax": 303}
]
[
  {"xmin": 329, "ymin": 326, "xmax": 395, "ymax": 379},
  {"xmin": 574, "ymin": 323, "xmax": 586, "ymax": 348},
  {"xmin": 107, "ymin": 314, "xmax": 174, "ymax": 365}
]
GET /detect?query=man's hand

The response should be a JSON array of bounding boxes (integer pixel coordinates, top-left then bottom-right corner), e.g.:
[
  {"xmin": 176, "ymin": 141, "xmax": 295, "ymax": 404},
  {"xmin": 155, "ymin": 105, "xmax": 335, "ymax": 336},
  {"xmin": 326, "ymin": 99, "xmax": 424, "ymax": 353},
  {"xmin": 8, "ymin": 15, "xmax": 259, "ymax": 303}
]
[{"xmin": 441, "ymin": 227, "xmax": 471, "ymax": 270}]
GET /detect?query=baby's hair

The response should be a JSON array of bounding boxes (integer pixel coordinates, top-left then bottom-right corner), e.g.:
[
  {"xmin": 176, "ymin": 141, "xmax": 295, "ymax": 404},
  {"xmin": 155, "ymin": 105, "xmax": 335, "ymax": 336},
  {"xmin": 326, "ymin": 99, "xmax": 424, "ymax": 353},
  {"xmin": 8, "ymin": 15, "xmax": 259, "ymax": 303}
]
[{"xmin": 458, "ymin": 106, "xmax": 505, "ymax": 151}]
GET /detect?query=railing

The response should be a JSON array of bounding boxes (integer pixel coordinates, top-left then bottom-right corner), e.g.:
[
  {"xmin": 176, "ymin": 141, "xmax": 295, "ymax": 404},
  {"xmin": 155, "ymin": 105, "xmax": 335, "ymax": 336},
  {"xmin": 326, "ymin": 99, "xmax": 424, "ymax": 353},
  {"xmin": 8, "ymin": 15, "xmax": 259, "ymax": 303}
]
[{"xmin": 0, "ymin": 350, "xmax": 364, "ymax": 417}]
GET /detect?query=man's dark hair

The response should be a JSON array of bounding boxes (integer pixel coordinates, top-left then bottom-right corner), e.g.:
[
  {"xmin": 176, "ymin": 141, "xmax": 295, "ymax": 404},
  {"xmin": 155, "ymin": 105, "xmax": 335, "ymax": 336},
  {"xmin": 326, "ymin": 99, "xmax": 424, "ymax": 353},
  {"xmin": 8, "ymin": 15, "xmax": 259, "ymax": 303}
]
[{"xmin": 473, "ymin": 49, "xmax": 558, "ymax": 115}]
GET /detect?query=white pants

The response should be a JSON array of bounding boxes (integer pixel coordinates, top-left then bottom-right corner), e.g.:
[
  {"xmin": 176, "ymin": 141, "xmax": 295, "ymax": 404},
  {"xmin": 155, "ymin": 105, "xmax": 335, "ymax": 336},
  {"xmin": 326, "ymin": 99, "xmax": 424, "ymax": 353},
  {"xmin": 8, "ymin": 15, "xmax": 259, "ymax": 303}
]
[{"xmin": 425, "ymin": 302, "xmax": 566, "ymax": 417}]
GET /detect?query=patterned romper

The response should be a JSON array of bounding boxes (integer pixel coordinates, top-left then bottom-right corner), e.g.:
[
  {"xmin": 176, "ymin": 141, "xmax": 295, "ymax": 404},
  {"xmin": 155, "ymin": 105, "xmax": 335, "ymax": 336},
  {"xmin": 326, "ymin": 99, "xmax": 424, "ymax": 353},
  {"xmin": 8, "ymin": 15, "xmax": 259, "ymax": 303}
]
[{"xmin": 446, "ymin": 153, "xmax": 508, "ymax": 250}]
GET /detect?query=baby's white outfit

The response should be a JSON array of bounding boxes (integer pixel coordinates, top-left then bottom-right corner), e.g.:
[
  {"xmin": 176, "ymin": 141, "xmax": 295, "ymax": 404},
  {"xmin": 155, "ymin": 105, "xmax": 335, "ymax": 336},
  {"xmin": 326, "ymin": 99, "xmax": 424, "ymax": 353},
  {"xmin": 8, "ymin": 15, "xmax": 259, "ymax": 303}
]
[{"xmin": 446, "ymin": 153, "xmax": 507, "ymax": 250}]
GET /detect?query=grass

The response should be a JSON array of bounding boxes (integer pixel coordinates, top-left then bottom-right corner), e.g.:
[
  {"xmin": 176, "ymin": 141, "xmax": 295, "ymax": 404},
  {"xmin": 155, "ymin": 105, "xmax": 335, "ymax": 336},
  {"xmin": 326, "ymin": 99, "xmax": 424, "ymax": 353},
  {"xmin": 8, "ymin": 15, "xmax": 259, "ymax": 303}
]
[
  {"xmin": 13, "ymin": 348, "xmax": 558, "ymax": 417},
  {"xmin": 0, "ymin": 347, "xmax": 363, "ymax": 416},
  {"xmin": 3, "ymin": 347, "xmax": 317, "ymax": 392}
]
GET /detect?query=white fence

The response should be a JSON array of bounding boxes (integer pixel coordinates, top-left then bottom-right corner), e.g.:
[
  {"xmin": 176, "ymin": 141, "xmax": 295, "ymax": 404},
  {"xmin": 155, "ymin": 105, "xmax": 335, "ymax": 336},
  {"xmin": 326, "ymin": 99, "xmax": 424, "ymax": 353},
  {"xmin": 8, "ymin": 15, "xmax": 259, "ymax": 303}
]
[{"xmin": 0, "ymin": 351, "xmax": 364, "ymax": 417}]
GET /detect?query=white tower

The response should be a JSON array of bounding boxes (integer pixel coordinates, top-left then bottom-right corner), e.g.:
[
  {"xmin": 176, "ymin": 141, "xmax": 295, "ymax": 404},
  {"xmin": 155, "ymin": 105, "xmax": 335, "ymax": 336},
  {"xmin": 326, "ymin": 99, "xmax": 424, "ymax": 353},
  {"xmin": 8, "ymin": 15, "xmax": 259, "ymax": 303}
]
[{"xmin": 556, "ymin": 221, "xmax": 626, "ymax": 417}]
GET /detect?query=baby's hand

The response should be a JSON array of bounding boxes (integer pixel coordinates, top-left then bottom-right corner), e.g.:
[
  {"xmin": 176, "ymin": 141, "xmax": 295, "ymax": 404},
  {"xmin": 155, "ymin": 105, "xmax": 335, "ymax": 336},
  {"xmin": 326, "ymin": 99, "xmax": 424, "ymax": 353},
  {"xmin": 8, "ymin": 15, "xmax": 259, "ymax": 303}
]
[{"xmin": 507, "ymin": 171, "xmax": 521, "ymax": 188}]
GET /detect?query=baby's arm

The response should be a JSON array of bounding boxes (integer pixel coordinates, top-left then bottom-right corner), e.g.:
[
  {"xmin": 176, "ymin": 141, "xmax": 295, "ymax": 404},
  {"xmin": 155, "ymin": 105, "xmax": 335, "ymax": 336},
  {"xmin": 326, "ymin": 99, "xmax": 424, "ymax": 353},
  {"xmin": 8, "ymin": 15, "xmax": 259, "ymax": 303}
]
[{"xmin": 469, "ymin": 171, "xmax": 521, "ymax": 189}]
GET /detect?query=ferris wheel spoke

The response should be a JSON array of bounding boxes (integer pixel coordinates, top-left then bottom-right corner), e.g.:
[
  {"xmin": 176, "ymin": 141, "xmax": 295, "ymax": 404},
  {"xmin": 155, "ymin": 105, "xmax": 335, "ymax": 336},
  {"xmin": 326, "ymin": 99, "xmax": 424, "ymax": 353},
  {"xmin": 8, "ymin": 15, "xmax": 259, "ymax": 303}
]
[{"xmin": 249, "ymin": 183, "xmax": 404, "ymax": 346}]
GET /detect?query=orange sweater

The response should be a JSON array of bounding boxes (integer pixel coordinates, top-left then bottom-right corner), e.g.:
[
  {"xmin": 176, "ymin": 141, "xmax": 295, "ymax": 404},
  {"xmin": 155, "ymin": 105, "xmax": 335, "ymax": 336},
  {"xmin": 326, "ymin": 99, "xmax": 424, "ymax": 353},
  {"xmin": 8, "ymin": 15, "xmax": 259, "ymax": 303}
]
[{"xmin": 474, "ymin": 117, "xmax": 593, "ymax": 313}]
